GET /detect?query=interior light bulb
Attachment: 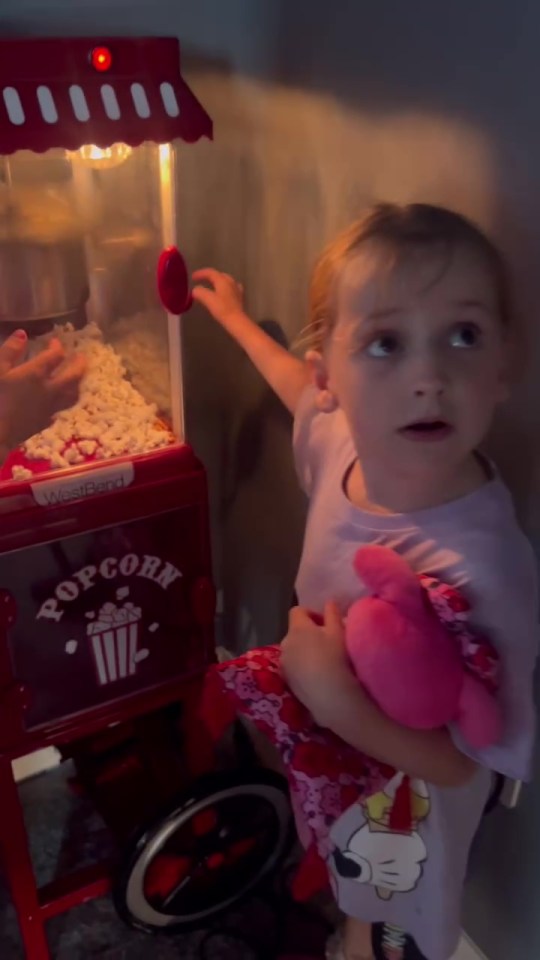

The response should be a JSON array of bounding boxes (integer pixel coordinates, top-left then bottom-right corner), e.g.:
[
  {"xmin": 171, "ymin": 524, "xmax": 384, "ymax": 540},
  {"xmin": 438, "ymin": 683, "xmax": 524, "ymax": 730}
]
[{"xmin": 71, "ymin": 143, "xmax": 133, "ymax": 170}]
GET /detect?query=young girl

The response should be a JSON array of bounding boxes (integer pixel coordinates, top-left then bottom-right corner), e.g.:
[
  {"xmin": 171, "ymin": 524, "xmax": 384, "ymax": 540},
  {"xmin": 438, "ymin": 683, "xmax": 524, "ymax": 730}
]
[{"xmin": 192, "ymin": 204, "xmax": 539, "ymax": 960}]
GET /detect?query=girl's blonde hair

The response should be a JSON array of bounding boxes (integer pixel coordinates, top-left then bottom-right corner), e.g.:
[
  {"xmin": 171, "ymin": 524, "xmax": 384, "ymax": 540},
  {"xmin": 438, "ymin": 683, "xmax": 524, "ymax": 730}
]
[{"xmin": 306, "ymin": 203, "xmax": 511, "ymax": 351}]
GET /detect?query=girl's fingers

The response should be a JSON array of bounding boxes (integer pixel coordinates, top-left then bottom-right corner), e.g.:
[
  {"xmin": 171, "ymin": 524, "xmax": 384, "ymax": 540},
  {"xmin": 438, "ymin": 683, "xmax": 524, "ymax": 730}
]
[
  {"xmin": 191, "ymin": 268, "xmax": 221, "ymax": 286},
  {"xmin": 288, "ymin": 604, "xmax": 342, "ymax": 631},
  {"xmin": 323, "ymin": 600, "xmax": 345, "ymax": 639},
  {"xmin": 47, "ymin": 352, "xmax": 86, "ymax": 391},
  {"xmin": 288, "ymin": 606, "xmax": 314, "ymax": 628},
  {"xmin": 192, "ymin": 268, "xmax": 238, "ymax": 288},
  {"xmin": 191, "ymin": 286, "xmax": 219, "ymax": 313},
  {"xmin": 26, "ymin": 339, "xmax": 65, "ymax": 378},
  {"xmin": 0, "ymin": 329, "xmax": 28, "ymax": 375}
]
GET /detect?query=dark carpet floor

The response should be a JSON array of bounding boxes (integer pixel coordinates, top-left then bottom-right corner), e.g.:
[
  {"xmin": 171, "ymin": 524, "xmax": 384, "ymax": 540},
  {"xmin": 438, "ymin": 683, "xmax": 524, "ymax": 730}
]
[{"xmin": 0, "ymin": 763, "xmax": 329, "ymax": 959}]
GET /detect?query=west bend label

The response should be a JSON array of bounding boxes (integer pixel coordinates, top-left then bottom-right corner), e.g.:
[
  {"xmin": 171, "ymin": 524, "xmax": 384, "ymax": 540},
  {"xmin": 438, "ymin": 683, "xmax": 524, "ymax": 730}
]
[{"xmin": 31, "ymin": 462, "xmax": 135, "ymax": 506}]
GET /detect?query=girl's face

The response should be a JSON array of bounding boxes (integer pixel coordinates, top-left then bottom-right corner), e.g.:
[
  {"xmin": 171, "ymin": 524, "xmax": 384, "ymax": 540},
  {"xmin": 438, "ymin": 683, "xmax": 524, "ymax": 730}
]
[{"xmin": 320, "ymin": 244, "xmax": 508, "ymax": 480}]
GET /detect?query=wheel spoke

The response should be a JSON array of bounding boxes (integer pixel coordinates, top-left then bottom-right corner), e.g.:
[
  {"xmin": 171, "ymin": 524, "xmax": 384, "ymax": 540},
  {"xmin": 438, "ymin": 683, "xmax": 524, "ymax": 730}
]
[
  {"xmin": 144, "ymin": 854, "xmax": 192, "ymax": 901},
  {"xmin": 161, "ymin": 873, "xmax": 192, "ymax": 910}
]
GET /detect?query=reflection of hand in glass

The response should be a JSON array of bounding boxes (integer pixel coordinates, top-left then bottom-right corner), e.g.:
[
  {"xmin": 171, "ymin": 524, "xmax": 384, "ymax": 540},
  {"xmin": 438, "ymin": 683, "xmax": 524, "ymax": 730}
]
[{"xmin": 0, "ymin": 329, "xmax": 86, "ymax": 457}]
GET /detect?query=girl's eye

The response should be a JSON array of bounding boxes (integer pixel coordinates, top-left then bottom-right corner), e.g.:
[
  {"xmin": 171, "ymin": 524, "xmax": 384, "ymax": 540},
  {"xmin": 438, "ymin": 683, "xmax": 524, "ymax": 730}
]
[
  {"xmin": 365, "ymin": 334, "xmax": 401, "ymax": 358},
  {"xmin": 450, "ymin": 322, "xmax": 481, "ymax": 349}
]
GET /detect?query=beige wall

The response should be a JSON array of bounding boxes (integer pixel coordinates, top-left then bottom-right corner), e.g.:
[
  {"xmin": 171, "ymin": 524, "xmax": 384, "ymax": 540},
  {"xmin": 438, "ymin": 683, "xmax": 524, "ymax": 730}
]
[{"xmin": 178, "ymin": 72, "xmax": 514, "ymax": 652}]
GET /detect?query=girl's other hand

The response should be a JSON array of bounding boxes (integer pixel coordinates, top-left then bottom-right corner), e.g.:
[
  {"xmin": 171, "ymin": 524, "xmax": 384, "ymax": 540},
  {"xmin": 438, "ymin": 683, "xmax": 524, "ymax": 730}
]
[
  {"xmin": 191, "ymin": 268, "xmax": 245, "ymax": 330},
  {"xmin": 0, "ymin": 330, "xmax": 86, "ymax": 449},
  {"xmin": 282, "ymin": 602, "xmax": 476, "ymax": 787}
]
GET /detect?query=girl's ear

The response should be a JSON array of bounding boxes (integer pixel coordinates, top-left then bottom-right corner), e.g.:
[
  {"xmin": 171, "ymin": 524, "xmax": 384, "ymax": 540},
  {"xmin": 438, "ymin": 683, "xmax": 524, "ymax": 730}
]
[{"xmin": 305, "ymin": 350, "xmax": 339, "ymax": 414}]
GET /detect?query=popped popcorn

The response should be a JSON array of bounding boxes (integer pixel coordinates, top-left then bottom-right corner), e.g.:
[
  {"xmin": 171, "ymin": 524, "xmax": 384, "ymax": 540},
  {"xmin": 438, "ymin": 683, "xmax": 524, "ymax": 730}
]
[
  {"xmin": 23, "ymin": 321, "xmax": 174, "ymax": 471},
  {"xmin": 77, "ymin": 440, "xmax": 98, "ymax": 457},
  {"xmin": 109, "ymin": 311, "xmax": 172, "ymax": 418},
  {"xmin": 11, "ymin": 465, "xmax": 33, "ymax": 481}
]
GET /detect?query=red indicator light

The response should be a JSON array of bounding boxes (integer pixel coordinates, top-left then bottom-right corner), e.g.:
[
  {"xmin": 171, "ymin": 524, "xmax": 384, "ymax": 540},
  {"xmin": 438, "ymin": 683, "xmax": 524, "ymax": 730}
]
[{"xmin": 90, "ymin": 46, "xmax": 113, "ymax": 72}]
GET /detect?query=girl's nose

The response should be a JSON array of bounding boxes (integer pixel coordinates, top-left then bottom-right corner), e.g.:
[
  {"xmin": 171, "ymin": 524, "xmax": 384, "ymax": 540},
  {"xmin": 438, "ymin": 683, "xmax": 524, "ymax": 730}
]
[
  {"xmin": 411, "ymin": 355, "xmax": 447, "ymax": 398},
  {"xmin": 414, "ymin": 378, "xmax": 445, "ymax": 398}
]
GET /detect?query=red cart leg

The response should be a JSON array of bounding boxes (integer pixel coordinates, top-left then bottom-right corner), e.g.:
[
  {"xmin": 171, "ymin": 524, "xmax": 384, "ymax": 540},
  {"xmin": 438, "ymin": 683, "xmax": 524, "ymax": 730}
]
[
  {"xmin": 0, "ymin": 758, "xmax": 50, "ymax": 959},
  {"xmin": 182, "ymin": 678, "xmax": 217, "ymax": 780}
]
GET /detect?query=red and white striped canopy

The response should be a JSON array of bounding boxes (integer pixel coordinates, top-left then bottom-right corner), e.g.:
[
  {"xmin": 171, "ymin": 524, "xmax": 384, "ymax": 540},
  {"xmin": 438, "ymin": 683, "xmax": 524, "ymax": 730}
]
[{"xmin": 0, "ymin": 37, "xmax": 212, "ymax": 154}]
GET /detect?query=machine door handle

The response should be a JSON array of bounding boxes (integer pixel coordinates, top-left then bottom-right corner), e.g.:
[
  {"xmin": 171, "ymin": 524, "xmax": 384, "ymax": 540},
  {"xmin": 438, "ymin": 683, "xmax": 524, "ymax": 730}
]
[{"xmin": 157, "ymin": 246, "xmax": 194, "ymax": 315}]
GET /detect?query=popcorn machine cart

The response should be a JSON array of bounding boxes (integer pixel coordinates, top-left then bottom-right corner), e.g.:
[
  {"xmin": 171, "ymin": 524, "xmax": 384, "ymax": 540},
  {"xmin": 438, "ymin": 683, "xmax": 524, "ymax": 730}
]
[{"xmin": 0, "ymin": 36, "xmax": 219, "ymax": 958}]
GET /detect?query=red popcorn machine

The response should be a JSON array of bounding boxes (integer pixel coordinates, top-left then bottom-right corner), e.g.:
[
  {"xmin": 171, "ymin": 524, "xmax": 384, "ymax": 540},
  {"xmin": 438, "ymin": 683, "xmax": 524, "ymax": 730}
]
[{"xmin": 0, "ymin": 36, "xmax": 226, "ymax": 958}]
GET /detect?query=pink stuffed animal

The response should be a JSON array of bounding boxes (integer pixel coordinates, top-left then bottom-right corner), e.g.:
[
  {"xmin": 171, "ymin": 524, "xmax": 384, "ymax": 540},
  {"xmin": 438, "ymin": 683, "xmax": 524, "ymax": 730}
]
[{"xmin": 346, "ymin": 545, "xmax": 502, "ymax": 750}]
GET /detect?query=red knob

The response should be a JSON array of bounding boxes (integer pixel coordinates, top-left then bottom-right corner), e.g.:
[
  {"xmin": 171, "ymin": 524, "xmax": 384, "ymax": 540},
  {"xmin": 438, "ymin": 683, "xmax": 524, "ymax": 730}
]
[{"xmin": 157, "ymin": 246, "xmax": 194, "ymax": 315}]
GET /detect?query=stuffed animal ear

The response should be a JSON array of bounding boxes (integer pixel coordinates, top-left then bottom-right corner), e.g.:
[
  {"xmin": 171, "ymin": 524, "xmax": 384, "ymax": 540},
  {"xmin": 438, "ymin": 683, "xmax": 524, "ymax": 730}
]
[
  {"xmin": 353, "ymin": 545, "xmax": 425, "ymax": 615},
  {"xmin": 456, "ymin": 673, "xmax": 503, "ymax": 750}
]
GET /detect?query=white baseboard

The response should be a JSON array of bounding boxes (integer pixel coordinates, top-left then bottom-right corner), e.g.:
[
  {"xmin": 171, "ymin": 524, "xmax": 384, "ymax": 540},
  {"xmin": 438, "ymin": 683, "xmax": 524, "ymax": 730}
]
[
  {"xmin": 12, "ymin": 747, "xmax": 61, "ymax": 783},
  {"xmin": 454, "ymin": 934, "xmax": 488, "ymax": 960}
]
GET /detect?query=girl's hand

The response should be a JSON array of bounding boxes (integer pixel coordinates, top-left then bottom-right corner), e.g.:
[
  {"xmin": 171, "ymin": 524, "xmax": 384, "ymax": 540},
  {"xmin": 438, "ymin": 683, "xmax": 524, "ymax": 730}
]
[
  {"xmin": 282, "ymin": 602, "xmax": 476, "ymax": 787},
  {"xmin": 193, "ymin": 267, "xmax": 308, "ymax": 414},
  {"xmin": 192, "ymin": 268, "xmax": 246, "ymax": 330},
  {"xmin": 281, "ymin": 602, "xmax": 356, "ymax": 722},
  {"xmin": 0, "ymin": 330, "xmax": 86, "ymax": 451}
]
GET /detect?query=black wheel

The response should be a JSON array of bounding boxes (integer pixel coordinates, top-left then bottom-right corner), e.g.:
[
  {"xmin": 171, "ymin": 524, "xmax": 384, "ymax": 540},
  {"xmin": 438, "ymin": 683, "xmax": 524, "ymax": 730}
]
[{"xmin": 114, "ymin": 769, "xmax": 293, "ymax": 933}]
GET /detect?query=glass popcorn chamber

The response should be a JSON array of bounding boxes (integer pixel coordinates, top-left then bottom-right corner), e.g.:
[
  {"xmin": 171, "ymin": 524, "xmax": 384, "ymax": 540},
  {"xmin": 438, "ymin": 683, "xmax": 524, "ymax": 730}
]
[{"xmin": 0, "ymin": 37, "xmax": 211, "ymax": 484}]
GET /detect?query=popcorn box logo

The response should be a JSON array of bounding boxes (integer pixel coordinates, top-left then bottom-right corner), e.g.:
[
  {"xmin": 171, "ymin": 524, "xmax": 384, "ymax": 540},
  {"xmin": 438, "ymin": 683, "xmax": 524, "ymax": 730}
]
[
  {"xmin": 87, "ymin": 600, "xmax": 145, "ymax": 686},
  {"xmin": 34, "ymin": 552, "xmax": 181, "ymax": 691},
  {"xmin": 36, "ymin": 553, "xmax": 182, "ymax": 624}
]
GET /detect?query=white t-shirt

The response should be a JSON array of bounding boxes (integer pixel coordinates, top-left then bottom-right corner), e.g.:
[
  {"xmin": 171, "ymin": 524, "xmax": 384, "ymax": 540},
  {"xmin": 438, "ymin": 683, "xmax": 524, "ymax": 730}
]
[{"xmin": 293, "ymin": 386, "xmax": 539, "ymax": 960}]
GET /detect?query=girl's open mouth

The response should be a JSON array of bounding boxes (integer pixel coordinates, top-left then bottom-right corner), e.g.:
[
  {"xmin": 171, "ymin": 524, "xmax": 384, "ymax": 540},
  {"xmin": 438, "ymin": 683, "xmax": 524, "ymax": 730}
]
[{"xmin": 398, "ymin": 420, "xmax": 454, "ymax": 442}]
